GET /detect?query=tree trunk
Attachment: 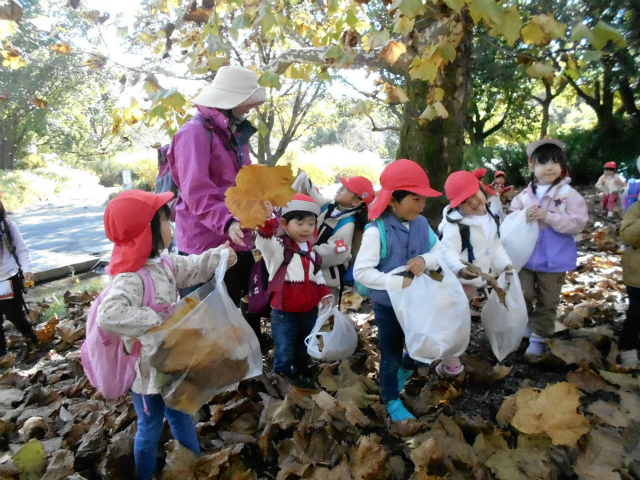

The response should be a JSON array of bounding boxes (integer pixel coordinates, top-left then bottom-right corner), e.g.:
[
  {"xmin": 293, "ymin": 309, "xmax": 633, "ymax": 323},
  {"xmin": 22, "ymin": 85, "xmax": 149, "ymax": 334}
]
[
  {"xmin": 0, "ymin": 123, "xmax": 16, "ymax": 170},
  {"xmin": 396, "ymin": 12, "xmax": 473, "ymax": 221}
]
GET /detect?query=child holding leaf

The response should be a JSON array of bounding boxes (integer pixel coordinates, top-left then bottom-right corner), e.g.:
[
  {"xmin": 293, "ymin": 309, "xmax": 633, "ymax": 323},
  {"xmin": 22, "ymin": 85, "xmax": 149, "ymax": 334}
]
[
  {"xmin": 293, "ymin": 171, "xmax": 375, "ymax": 302},
  {"xmin": 353, "ymin": 159, "xmax": 443, "ymax": 422},
  {"xmin": 97, "ymin": 190, "xmax": 236, "ymax": 480},
  {"xmin": 256, "ymin": 194, "xmax": 333, "ymax": 388}
]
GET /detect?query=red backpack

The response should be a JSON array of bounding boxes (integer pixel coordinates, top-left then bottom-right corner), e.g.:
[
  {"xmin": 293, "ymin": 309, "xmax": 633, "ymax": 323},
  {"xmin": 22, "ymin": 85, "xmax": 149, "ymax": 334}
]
[{"xmin": 80, "ymin": 257, "xmax": 175, "ymax": 399}]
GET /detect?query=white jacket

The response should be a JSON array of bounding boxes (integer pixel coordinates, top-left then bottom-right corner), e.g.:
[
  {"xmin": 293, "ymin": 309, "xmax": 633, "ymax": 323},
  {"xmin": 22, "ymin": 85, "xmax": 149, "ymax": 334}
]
[
  {"xmin": 596, "ymin": 173, "xmax": 625, "ymax": 195},
  {"xmin": 0, "ymin": 220, "xmax": 32, "ymax": 281},
  {"xmin": 439, "ymin": 208, "xmax": 512, "ymax": 288}
]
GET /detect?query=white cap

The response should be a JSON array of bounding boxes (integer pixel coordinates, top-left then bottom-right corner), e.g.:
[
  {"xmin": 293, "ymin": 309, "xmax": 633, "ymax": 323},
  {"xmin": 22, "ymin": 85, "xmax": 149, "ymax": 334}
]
[
  {"xmin": 192, "ymin": 65, "xmax": 267, "ymax": 110},
  {"xmin": 526, "ymin": 138, "xmax": 566, "ymax": 158}
]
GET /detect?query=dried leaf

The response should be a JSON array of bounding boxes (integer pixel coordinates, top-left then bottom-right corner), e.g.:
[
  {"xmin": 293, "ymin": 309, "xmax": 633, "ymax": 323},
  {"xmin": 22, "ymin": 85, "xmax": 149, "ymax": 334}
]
[
  {"xmin": 27, "ymin": 96, "xmax": 48, "ymax": 108},
  {"xmin": 378, "ymin": 40, "xmax": 406, "ymax": 65},
  {"xmin": 510, "ymin": 382, "xmax": 590, "ymax": 446},
  {"xmin": 12, "ymin": 439, "xmax": 47, "ymax": 477},
  {"xmin": 183, "ymin": 7, "xmax": 211, "ymax": 24},
  {"xmin": 36, "ymin": 315, "xmax": 59, "ymax": 343},
  {"xmin": 50, "ymin": 43, "xmax": 72, "ymax": 54},
  {"xmin": 427, "ymin": 270, "xmax": 444, "ymax": 282},
  {"xmin": 225, "ymin": 165, "xmax": 296, "ymax": 228},
  {"xmin": 340, "ymin": 291, "xmax": 363, "ymax": 311}
]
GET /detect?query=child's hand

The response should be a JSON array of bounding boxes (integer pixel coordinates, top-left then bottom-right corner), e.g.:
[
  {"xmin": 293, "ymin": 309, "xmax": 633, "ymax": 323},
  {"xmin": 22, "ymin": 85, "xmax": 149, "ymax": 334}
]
[
  {"xmin": 406, "ymin": 256, "xmax": 426, "ymax": 275},
  {"xmin": 321, "ymin": 296, "xmax": 334, "ymax": 308},
  {"xmin": 504, "ymin": 265, "xmax": 514, "ymax": 276},
  {"xmin": 458, "ymin": 267, "xmax": 478, "ymax": 280},
  {"xmin": 402, "ymin": 277, "xmax": 413, "ymax": 288},
  {"xmin": 223, "ymin": 241, "xmax": 237, "ymax": 266},
  {"xmin": 24, "ymin": 272, "xmax": 34, "ymax": 284},
  {"xmin": 525, "ymin": 205, "xmax": 538, "ymax": 222},
  {"xmin": 262, "ymin": 200, "xmax": 275, "ymax": 222},
  {"xmin": 532, "ymin": 208, "xmax": 547, "ymax": 221}
]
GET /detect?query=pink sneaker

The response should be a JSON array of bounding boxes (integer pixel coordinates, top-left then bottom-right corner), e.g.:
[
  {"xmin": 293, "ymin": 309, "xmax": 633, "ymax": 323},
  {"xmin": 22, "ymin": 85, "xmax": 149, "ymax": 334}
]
[{"xmin": 436, "ymin": 357, "xmax": 464, "ymax": 378}]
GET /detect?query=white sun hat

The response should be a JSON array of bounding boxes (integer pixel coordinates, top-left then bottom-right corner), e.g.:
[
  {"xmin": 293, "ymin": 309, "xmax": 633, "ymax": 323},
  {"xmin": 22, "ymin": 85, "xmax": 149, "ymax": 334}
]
[
  {"xmin": 192, "ymin": 65, "xmax": 267, "ymax": 110},
  {"xmin": 526, "ymin": 138, "xmax": 566, "ymax": 158}
]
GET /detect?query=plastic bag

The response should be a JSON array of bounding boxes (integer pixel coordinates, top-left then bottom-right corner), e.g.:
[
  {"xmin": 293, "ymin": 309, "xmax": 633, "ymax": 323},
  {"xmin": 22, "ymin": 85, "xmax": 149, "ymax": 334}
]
[
  {"xmin": 305, "ymin": 305, "xmax": 358, "ymax": 361},
  {"xmin": 387, "ymin": 263, "xmax": 470, "ymax": 364},
  {"xmin": 149, "ymin": 248, "xmax": 262, "ymax": 414},
  {"xmin": 500, "ymin": 210, "xmax": 539, "ymax": 271},
  {"xmin": 481, "ymin": 272, "xmax": 528, "ymax": 362}
]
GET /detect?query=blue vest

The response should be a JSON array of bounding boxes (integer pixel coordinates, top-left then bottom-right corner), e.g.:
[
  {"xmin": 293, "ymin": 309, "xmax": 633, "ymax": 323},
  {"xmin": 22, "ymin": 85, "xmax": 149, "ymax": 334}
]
[{"xmin": 369, "ymin": 213, "xmax": 437, "ymax": 306}]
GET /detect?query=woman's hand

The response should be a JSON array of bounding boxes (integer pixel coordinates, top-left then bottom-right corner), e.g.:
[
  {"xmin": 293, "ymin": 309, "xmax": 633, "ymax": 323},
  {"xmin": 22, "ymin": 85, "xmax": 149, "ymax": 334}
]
[
  {"xmin": 406, "ymin": 256, "xmax": 426, "ymax": 276},
  {"xmin": 223, "ymin": 241, "xmax": 237, "ymax": 266},
  {"xmin": 228, "ymin": 222, "xmax": 246, "ymax": 247}
]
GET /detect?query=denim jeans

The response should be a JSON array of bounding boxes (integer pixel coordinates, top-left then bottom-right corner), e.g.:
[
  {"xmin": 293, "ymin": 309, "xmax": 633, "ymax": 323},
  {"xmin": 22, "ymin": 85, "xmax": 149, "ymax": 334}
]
[
  {"xmin": 131, "ymin": 393, "xmax": 200, "ymax": 480},
  {"xmin": 270, "ymin": 308, "xmax": 317, "ymax": 375},
  {"xmin": 373, "ymin": 303, "xmax": 409, "ymax": 403}
]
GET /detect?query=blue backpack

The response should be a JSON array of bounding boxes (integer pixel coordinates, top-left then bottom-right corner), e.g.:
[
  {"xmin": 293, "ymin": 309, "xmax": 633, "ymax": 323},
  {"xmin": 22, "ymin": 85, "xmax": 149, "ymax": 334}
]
[{"xmin": 623, "ymin": 179, "xmax": 640, "ymax": 212}]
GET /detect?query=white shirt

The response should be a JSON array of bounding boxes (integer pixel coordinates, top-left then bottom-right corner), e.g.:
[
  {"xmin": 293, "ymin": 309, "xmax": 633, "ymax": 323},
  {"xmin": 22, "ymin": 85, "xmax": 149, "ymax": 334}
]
[{"xmin": 0, "ymin": 221, "xmax": 32, "ymax": 281}]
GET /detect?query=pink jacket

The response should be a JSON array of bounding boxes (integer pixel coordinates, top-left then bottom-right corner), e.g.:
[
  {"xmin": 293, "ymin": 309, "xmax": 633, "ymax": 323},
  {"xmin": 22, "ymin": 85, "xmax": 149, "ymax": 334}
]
[
  {"xmin": 511, "ymin": 177, "xmax": 588, "ymax": 272},
  {"xmin": 167, "ymin": 106, "xmax": 256, "ymax": 254}
]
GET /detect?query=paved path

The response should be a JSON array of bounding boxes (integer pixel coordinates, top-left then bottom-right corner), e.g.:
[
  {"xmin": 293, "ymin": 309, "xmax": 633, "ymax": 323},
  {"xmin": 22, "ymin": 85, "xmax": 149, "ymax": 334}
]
[{"xmin": 11, "ymin": 185, "xmax": 117, "ymax": 280}]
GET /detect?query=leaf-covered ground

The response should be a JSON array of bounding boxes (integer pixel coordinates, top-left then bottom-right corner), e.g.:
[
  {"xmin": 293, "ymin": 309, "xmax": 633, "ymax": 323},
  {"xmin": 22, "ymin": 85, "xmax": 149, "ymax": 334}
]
[{"xmin": 1, "ymin": 188, "xmax": 639, "ymax": 480}]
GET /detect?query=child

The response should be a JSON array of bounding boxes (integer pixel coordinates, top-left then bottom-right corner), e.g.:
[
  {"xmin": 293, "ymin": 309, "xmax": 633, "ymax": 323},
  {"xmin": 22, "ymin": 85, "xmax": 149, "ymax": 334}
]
[
  {"xmin": 510, "ymin": 139, "xmax": 588, "ymax": 357},
  {"xmin": 0, "ymin": 192, "xmax": 38, "ymax": 358},
  {"xmin": 439, "ymin": 170, "xmax": 513, "ymax": 322},
  {"xmin": 353, "ymin": 159, "xmax": 442, "ymax": 422},
  {"xmin": 293, "ymin": 173, "xmax": 375, "ymax": 301},
  {"xmin": 618, "ymin": 198, "xmax": 640, "ymax": 367},
  {"xmin": 473, "ymin": 168, "xmax": 503, "ymax": 219},
  {"xmin": 257, "ymin": 193, "xmax": 333, "ymax": 387},
  {"xmin": 596, "ymin": 161, "xmax": 625, "ymax": 217},
  {"xmin": 96, "ymin": 190, "xmax": 237, "ymax": 480}
]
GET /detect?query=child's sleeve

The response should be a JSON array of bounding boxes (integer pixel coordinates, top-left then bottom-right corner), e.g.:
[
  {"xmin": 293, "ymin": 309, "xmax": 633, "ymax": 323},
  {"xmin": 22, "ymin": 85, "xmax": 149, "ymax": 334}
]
[
  {"xmin": 491, "ymin": 238, "xmax": 513, "ymax": 274},
  {"xmin": 418, "ymin": 227, "xmax": 442, "ymax": 271},
  {"xmin": 596, "ymin": 175, "xmax": 606, "ymax": 191},
  {"xmin": 97, "ymin": 274, "xmax": 163, "ymax": 337},
  {"xmin": 510, "ymin": 191, "xmax": 525, "ymax": 212},
  {"xmin": 544, "ymin": 188, "xmax": 588, "ymax": 235},
  {"xmin": 438, "ymin": 222, "xmax": 466, "ymax": 275},
  {"xmin": 293, "ymin": 172, "xmax": 331, "ymax": 208},
  {"xmin": 170, "ymin": 244, "xmax": 232, "ymax": 289},
  {"xmin": 312, "ymin": 220, "xmax": 355, "ymax": 267},
  {"xmin": 620, "ymin": 205, "xmax": 640, "ymax": 248},
  {"xmin": 256, "ymin": 217, "xmax": 284, "ymax": 276},
  {"xmin": 353, "ymin": 226, "xmax": 403, "ymax": 291},
  {"xmin": 9, "ymin": 222, "xmax": 32, "ymax": 273}
]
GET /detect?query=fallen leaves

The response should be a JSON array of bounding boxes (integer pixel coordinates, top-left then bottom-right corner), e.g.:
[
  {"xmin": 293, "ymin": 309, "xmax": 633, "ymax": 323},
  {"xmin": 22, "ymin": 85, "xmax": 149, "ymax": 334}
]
[
  {"xmin": 225, "ymin": 165, "xmax": 296, "ymax": 228},
  {"xmin": 498, "ymin": 382, "xmax": 590, "ymax": 446}
]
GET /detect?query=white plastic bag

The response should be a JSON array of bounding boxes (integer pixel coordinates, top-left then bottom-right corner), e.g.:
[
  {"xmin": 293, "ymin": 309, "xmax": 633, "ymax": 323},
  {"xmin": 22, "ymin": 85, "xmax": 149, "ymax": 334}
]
[
  {"xmin": 305, "ymin": 305, "xmax": 357, "ymax": 361},
  {"xmin": 149, "ymin": 248, "xmax": 262, "ymax": 414},
  {"xmin": 481, "ymin": 272, "xmax": 528, "ymax": 362},
  {"xmin": 500, "ymin": 210, "xmax": 539, "ymax": 271},
  {"xmin": 386, "ymin": 263, "xmax": 470, "ymax": 364}
]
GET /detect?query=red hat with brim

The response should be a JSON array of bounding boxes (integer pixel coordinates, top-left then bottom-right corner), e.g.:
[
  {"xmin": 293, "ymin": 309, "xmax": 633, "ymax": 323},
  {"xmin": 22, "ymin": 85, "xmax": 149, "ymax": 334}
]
[
  {"xmin": 494, "ymin": 170, "xmax": 505, "ymax": 178},
  {"xmin": 604, "ymin": 161, "xmax": 617, "ymax": 169},
  {"xmin": 368, "ymin": 159, "xmax": 441, "ymax": 220},
  {"xmin": 483, "ymin": 183, "xmax": 496, "ymax": 196},
  {"xmin": 104, "ymin": 190, "xmax": 174, "ymax": 276},
  {"xmin": 473, "ymin": 168, "xmax": 487, "ymax": 179},
  {"xmin": 445, "ymin": 170, "xmax": 481, "ymax": 208},
  {"xmin": 339, "ymin": 176, "xmax": 376, "ymax": 207}
]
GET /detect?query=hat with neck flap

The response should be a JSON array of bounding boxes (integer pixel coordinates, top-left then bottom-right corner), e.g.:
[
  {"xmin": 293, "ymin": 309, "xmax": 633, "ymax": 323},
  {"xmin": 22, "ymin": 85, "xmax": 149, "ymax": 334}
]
[
  {"xmin": 192, "ymin": 65, "xmax": 267, "ymax": 110},
  {"xmin": 104, "ymin": 190, "xmax": 174, "ymax": 276},
  {"xmin": 367, "ymin": 159, "xmax": 441, "ymax": 220}
]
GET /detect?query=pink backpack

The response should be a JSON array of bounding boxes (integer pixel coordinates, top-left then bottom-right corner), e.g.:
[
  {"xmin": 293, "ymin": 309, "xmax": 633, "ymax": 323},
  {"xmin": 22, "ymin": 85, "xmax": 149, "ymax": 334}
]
[{"xmin": 81, "ymin": 257, "xmax": 175, "ymax": 400}]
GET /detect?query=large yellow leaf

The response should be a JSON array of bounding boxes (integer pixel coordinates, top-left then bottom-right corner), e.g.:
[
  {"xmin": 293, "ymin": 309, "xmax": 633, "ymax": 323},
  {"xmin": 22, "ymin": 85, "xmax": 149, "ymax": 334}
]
[
  {"xmin": 510, "ymin": 382, "xmax": 590, "ymax": 446},
  {"xmin": 521, "ymin": 23, "xmax": 547, "ymax": 46},
  {"xmin": 225, "ymin": 165, "xmax": 296, "ymax": 228},
  {"xmin": 526, "ymin": 61, "xmax": 556, "ymax": 81},
  {"xmin": 1, "ymin": 44, "xmax": 25, "ymax": 69},
  {"xmin": 383, "ymin": 83, "xmax": 409, "ymax": 104},
  {"xmin": 591, "ymin": 21, "xmax": 626, "ymax": 50},
  {"xmin": 378, "ymin": 40, "xmax": 406, "ymax": 65}
]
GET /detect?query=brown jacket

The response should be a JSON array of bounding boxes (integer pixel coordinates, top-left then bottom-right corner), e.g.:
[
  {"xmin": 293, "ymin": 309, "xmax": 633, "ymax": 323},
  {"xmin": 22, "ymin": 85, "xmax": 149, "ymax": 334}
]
[{"xmin": 621, "ymin": 202, "xmax": 640, "ymax": 287}]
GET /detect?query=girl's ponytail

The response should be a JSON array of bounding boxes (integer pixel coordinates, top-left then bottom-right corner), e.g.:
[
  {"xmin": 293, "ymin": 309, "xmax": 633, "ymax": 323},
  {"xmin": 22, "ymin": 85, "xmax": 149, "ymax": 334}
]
[{"xmin": 529, "ymin": 171, "xmax": 537, "ymax": 195}]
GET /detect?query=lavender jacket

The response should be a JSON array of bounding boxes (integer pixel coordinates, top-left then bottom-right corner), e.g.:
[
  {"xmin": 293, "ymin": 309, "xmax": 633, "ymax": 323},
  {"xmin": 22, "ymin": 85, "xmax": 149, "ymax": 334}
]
[
  {"xmin": 167, "ymin": 106, "xmax": 255, "ymax": 254},
  {"xmin": 510, "ymin": 177, "xmax": 588, "ymax": 273}
]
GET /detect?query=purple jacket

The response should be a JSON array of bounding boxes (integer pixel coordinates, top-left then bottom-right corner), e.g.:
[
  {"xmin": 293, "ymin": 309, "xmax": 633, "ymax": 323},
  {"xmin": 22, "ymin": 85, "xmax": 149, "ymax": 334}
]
[
  {"xmin": 510, "ymin": 177, "xmax": 588, "ymax": 272},
  {"xmin": 167, "ymin": 106, "xmax": 255, "ymax": 254}
]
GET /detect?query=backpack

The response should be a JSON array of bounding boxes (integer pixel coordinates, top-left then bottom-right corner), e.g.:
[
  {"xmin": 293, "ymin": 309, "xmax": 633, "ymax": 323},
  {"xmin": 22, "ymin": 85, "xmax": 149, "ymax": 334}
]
[
  {"xmin": 355, "ymin": 218, "xmax": 388, "ymax": 297},
  {"xmin": 247, "ymin": 246, "xmax": 296, "ymax": 318},
  {"xmin": 81, "ymin": 257, "xmax": 175, "ymax": 400},
  {"xmin": 316, "ymin": 204, "xmax": 357, "ymax": 246},
  {"xmin": 458, "ymin": 208, "xmax": 501, "ymax": 263},
  {"xmin": 623, "ymin": 179, "xmax": 640, "ymax": 212}
]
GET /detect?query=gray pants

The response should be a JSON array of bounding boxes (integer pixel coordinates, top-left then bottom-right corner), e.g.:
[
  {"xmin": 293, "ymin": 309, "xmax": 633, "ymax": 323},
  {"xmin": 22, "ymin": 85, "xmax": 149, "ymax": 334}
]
[{"xmin": 519, "ymin": 268, "xmax": 565, "ymax": 338}]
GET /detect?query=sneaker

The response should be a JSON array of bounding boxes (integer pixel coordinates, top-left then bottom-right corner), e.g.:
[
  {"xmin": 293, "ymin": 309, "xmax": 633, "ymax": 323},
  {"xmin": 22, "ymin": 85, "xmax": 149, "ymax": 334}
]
[
  {"xmin": 397, "ymin": 368, "xmax": 413, "ymax": 392},
  {"xmin": 436, "ymin": 356, "xmax": 464, "ymax": 378},
  {"xmin": 525, "ymin": 335, "xmax": 545, "ymax": 356},
  {"xmin": 386, "ymin": 399, "xmax": 415, "ymax": 421},
  {"xmin": 619, "ymin": 349, "xmax": 639, "ymax": 368}
]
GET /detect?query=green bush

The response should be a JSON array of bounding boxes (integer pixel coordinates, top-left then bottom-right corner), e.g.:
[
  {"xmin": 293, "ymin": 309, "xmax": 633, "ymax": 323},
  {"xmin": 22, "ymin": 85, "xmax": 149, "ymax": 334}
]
[
  {"xmin": 87, "ymin": 149, "xmax": 158, "ymax": 190},
  {"xmin": 0, "ymin": 167, "xmax": 81, "ymax": 211},
  {"xmin": 15, "ymin": 154, "xmax": 47, "ymax": 169}
]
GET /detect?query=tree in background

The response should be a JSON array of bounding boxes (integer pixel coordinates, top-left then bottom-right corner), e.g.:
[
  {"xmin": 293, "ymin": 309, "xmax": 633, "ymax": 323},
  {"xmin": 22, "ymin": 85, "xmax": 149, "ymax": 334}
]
[{"xmin": 0, "ymin": 0, "xmax": 127, "ymax": 169}]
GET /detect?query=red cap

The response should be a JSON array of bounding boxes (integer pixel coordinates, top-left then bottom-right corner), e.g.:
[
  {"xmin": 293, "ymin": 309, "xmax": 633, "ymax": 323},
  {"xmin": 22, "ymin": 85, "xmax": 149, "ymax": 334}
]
[
  {"xmin": 339, "ymin": 176, "xmax": 375, "ymax": 207},
  {"xmin": 445, "ymin": 171, "xmax": 481, "ymax": 208},
  {"xmin": 494, "ymin": 171, "xmax": 505, "ymax": 179},
  {"xmin": 368, "ymin": 159, "xmax": 441, "ymax": 219},
  {"xmin": 604, "ymin": 161, "xmax": 617, "ymax": 169},
  {"xmin": 104, "ymin": 190, "xmax": 174, "ymax": 276},
  {"xmin": 472, "ymin": 168, "xmax": 487, "ymax": 179}
]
